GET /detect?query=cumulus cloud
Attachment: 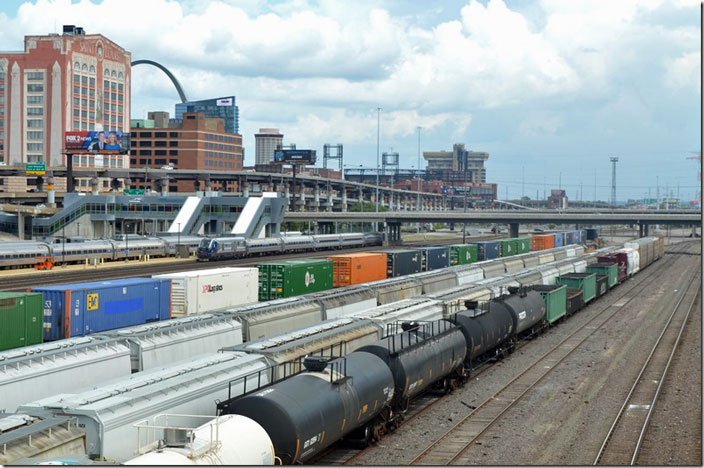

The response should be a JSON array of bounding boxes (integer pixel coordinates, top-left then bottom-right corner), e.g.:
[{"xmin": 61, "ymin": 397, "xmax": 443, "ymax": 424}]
[{"xmin": 0, "ymin": 0, "xmax": 698, "ymax": 198}]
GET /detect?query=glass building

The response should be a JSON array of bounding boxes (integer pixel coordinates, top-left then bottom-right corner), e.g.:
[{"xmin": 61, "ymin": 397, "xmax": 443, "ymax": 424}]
[{"xmin": 175, "ymin": 96, "xmax": 239, "ymax": 134}]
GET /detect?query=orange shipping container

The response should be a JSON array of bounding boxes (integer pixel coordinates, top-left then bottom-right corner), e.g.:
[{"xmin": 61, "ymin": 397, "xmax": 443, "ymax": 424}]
[
  {"xmin": 327, "ymin": 253, "xmax": 388, "ymax": 287},
  {"xmin": 532, "ymin": 234, "xmax": 555, "ymax": 251}
]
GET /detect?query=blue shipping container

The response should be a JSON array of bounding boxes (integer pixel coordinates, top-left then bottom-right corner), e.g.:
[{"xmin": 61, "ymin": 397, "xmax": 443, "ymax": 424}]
[
  {"xmin": 574, "ymin": 230, "xmax": 582, "ymax": 243},
  {"xmin": 34, "ymin": 278, "xmax": 171, "ymax": 341},
  {"xmin": 414, "ymin": 246, "xmax": 450, "ymax": 271},
  {"xmin": 585, "ymin": 228, "xmax": 599, "ymax": 241},
  {"xmin": 566, "ymin": 231, "xmax": 575, "ymax": 245},
  {"xmin": 473, "ymin": 241, "xmax": 500, "ymax": 261},
  {"xmin": 553, "ymin": 232, "xmax": 565, "ymax": 247}
]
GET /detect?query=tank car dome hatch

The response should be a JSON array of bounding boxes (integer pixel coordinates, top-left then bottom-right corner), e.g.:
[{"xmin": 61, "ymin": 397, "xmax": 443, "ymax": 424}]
[{"xmin": 303, "ymin": 355, "xmax": 329, "ymax": 372}]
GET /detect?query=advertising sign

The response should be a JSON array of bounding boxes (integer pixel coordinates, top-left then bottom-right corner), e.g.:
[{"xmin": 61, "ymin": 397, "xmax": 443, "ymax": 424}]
[
  {"xmin": 65, "ymin": 131, "xmax": 130, "ymax": 154},
  {"xmin": 216, "ymin": 97, "xmax": 233, "ymax": 106},
  {"xmin": 273, "ymin": 149, "xmax": 316, "ymax": 165}
]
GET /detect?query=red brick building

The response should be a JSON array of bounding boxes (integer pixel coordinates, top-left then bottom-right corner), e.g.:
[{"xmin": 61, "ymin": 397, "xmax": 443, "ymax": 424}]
[
  {"xmin": 0, "ymin": 25, "xmax": 131, "ymax": 167},
  {"xmin": 129, "ymin": 112, "xmax": 244, "ymax": 192}
]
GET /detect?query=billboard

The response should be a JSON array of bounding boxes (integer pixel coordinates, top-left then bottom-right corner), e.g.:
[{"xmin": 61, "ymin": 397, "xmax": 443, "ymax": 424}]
[
  {"xmin": 273, "ymin": 149, "xmax": 316, "ymax": 165},
  {"xmin": 65, "ymin": 131, "xmax": 130, "ymax": 154}
]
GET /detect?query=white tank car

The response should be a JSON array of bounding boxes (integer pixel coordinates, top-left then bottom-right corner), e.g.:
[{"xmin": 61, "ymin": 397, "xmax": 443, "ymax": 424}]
[{"xmin": 124, "ymin": 414, "xmax": 275, "ymax": 466}]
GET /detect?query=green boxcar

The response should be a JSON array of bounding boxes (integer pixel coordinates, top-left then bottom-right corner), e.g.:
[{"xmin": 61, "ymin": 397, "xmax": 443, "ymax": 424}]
[
  {"xmin": 499, "ymin": 238, "xmax": 518, "ymax": 257},
  {"xmin": 0, "ymin": 292, "xmax": 43, "ymax": 351},
  {"xmin": 449, "ymin": 244, "xmax": 478, "ymax": 265},
  {"xmin": 258, "ymin": 259, "xmax": 333, "ymax": 300},
  {"xmin": 532, "ymin": 285, "xmax": 567, "ymax": 324},
  {"xmin": 556, "ymin": 273, "xmax": 597, "ymax": 303},
  {"xmin": 515, "ymin": 237, "xmax": 532, "ymax": 254},
  {"xmin": 586, "ymin": 262, "xmax": 618, "ymax": 288}
]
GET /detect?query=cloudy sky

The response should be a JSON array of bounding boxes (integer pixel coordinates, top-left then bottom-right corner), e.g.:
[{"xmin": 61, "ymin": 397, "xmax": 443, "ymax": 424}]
[{"xmin": 0, "ymin": 0, "xmax": 700, "ymax": 202}]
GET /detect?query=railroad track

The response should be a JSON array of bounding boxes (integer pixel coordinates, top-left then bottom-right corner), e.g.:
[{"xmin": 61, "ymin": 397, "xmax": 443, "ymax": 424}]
[
  {"xmin": 0, "ymin": 236, "xmax": 498, "ymax": 290},
  {"xmin": 593, "ymin": 269, "xmax": 701, "ymax": 465},
  {"xmin": 408, "ymin": 242, "xmax": 697, "ymax": 466}
]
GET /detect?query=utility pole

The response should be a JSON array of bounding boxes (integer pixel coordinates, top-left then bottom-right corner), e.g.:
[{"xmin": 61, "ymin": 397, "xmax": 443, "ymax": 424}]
[
  {"xmin": 593, "ymin": 168, "xmax": 597, "ymax": 203},
  {"xmin": 580, "ymin": 181, "xmax": 583, "ymax": 202},
  {"xmin": 610, "ymin": 157, "xmax": 618, "ymax": 206},
  {"xmin": 656, "ymin": 176, "xmax": 660, "ymax": 210},
  {"xmin": 559, "ymin": 172, "xmax": 562, "ymax": 191}
]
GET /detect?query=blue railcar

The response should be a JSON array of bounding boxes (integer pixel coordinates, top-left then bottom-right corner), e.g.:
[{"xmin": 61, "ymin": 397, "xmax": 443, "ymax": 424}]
[
  {"xmin": 33, "ymin": 278, "xmax": 171, "ymax": 341},
  {"xmin": 473, "ymin": 241, "xmax": 500, "ymax": 261},
  {"xmin": 553, "ymin": 232, "xmax": 565, "ymax": 247}
]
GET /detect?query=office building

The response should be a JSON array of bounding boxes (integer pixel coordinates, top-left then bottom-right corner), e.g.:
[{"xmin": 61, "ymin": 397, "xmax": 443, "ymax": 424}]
[
  {"xmin": 0, "ymin": 25, "xmax": 131, "ymax": 166},
  {"xmin": 174, "ymin": 96, "xmax": 239, "ymax": 134},
  {"xmin": 423, "ymin": 143, "xmax": 488, "ymax": 183},
  {"xmin": 129, "ymin": 112, "xmax": 243, "ymax": 192},
  {"xmin": 254, "ymin": 128, "xmax": 283, "ymax": 165}
]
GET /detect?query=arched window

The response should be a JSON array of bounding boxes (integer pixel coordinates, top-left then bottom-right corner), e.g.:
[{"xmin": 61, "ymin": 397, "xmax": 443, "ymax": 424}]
[
  {"xmin": 81, "ymin": 64, "xmax": 88, "ymax": 72},
  {"xmin": 111, "ymin": 70, "xmax": 117, "ymax": 78},
  {"xmin": 104, "ymin": 67, "xmax": 110, "ymax": 76},
  {"xmin": 89, "ymin": 65, "xmax": 95, "ymax": 74},
  {"xmin": 74, "ymin": 61, "xmax": 80, "ymax": 70},
  {"xmin": 118, "ymin": 72, "xmax": 123, "ymax": 81}
]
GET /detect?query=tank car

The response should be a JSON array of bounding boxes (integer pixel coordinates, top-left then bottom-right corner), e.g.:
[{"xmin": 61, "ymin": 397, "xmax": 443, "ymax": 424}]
[
  {"xmin": 452, "ymin": 301, "xmax": 515, "ymax": 373},
  {"xmin": 356, "ymin": 320, "xmax": 466, "ymax": 411},
  {"xmin": 499, "ymin": 287, "xmax": 547, "ymax": 338},
  {"xmin": 217, "ymin": 352, "xmax": 394, "ymax": 464},
  {"xmin": 124, "ymin": 414, "xmax": 275, "ymax": 466}
]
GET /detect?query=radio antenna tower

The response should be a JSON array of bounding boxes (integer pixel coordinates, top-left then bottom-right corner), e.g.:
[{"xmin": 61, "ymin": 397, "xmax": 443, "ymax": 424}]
[{"xmin": 610, "ymin": 157, "xmax": 619, "ymax": 206}]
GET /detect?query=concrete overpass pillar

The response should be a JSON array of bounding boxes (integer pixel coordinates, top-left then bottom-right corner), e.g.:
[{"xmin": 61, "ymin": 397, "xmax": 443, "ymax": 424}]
[
  {"xmin": 160, "ymin": 178, "xmax": 169, "ymax": 197},
  {"xmin": 17, "ymin": 213, "xmax": 25, "ymax": 240},
  {"xmin": 90, "ymin": 177, "xmax": 100, "ymax": 195},
  {"xmin": 326, "ymin": 190, "xmax": 333, "ymax": 212},
  {"xmin": 509, "ymin": 223, "xmax": 520, "ymax": 238},
  {"xmin": 341, "ymin": 189, "xmax": 347, "ymax": 212},
  {"xmin": 243, "ymin": 183, "xmax": 250, "ymax": 197}
]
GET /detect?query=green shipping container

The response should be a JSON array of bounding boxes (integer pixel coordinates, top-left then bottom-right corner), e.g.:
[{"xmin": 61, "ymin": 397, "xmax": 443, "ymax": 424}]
[
  {"xmin": 258, "ymin": 259, "xmax": 333, "ymax": 300},
  {"xmin": 556, "ymin": 273, "xmax": 597, "ymax": 303},
  {"xmin": 0, "ymin": 292, "xmax": 43, "ymax": 351},
  {"xmin": 532, "ymin": 285, "xmax": 567, "ymax": 324},
  {"xmin": 515, "ymin": 237, "xmax": 532, "ymax": 254},
  {"xmin": 499, "ymin": 239, "xmax": 517, "ymax": 257},
  {"xmin": 586, "ymin": 262, "xmax": 618, "ymax": 288},
  {"xmin": 449, "ymin": 244, "xmax": 478, "ymax": 265}
]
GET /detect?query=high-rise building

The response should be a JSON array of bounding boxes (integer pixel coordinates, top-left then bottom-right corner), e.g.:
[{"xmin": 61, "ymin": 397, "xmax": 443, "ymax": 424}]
[
  {"xmin": 129, "ymin": 112, "xmax": 244, "ymax": 192},
  {"xmin": 174, "ymin": 96, "xmax": 239, "ymax": 134},
  {"xmin": 423, "ymin": 143, "xmax": 488, "ymax": 183},
  {"xmin": 254, "ymin": 128, "xmax": 283, "ymax": 165},
  {"xmin": 0, "ymin": 25, "xmax": 131, "ymax": 166}
]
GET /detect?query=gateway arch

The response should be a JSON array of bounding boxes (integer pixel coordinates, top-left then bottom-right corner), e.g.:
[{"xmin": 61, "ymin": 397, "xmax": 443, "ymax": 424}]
[{"xmin": 131, "ymin": 59, "xmax": 188, "ymax": 103}]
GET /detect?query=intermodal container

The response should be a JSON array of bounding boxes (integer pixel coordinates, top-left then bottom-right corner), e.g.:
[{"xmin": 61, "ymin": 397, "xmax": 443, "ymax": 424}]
[
  {"xmin": 473, "ymin": 241, "xmax": 500, "ymax": 261},
  {"xmin": 33, "ymin": 278, "xmax": 172, "ymax": 341},
  {"xmin": 326, "ymin": 253, "xmax": 387, "ymax": 287},
  {"xmin": 556, "ymin": 272, "xmax": 596, "ymax": 303},
  {"xmin": 382, "ymin": 250, "xmax": 422, "ymax": 278},
  {"xmin": 0, "ymin": 292, "xmax": 43, "ymax": 351},
  {"xmin": 586, "ymin": 262, "xmax": 618, "ymax": 288},
  {"xmin": 595, "ymin": 274, "xmax": 610, "ymax": 298},
  {"xmin": 553, "ymin": 232, "xmax": 565, "ymax": 247},
  {"xmin": 499, "ymin": 239, "xmax": 517, "ymax": 257},
  {"xmin": 531, "ymin": 285, "xmax": 567, "ymax": 324},
  {"xmin": 566, "ymin": 231, "xmax": 575, "ymax": 245},
  {"xmin": 531, "ymin": 234, "xmax": 555, "ymax": 251},
  {"xmin": 565, "ymin": 288, "xmax": 584, "ymax": 315},
  {"xmin": 449, "ymin": 244, "xmax": 478, "ymax": 265},
  {"xmin": 585, "ymin": 228, "xmax": 600, "ymax": 241},
  {"xmin": 258, "ymin": 259, "xmax": 333, "ymax": 300},
  {"xmin": 515, "ymin": 237, "xmax": 531, "ymax": 254},
  {"xmin": 153, "ymin": 267, "xmax": 258, "ymax": 316},
  {"xmin": 414, "ymin": 246, "xmax": 450, "ymax": 271},
  {"xmin": 597, "ymin": 253, "xmax": 628, "ymax": 284}
]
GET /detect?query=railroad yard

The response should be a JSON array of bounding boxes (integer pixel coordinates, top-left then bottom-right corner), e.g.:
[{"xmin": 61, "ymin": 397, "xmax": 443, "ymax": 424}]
[{"xmin": 0, "ymin": 229, "xmax": 700, "ymax": 466}]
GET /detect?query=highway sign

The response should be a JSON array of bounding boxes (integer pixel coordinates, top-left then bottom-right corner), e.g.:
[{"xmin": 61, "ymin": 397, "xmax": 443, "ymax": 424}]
[
  {"xmin": 26, "ymin": 162, "xmax": 46, "ymax": 175},
  {"xmin": 123, "ymin": 189, "xmax": 145, "ymax": 195}
]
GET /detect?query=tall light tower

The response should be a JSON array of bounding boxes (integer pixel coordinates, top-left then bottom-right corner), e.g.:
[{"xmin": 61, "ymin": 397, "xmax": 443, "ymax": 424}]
[
  {"xmin": 416, "ymin": 126, "xmax": 422, "ymax": 232},
  {"xmin": 610, "ymin": 157, "xmax": 619, "ymax": 206}
]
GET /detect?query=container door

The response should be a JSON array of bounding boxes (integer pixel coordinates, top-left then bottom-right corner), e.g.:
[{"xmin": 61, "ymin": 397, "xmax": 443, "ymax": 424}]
[
  {"xmin": 24, "ymin": 294, "xmax": 43, "ymax": 346},
  {"xmin": 0, "ymin": 296, "xmax": 23, "ymax": 350}
]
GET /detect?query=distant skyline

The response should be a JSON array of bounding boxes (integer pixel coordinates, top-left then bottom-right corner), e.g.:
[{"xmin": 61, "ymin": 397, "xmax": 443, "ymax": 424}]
[{"xmin": 0, "ymin": 0, "xmax": 700, "ymax": 201}]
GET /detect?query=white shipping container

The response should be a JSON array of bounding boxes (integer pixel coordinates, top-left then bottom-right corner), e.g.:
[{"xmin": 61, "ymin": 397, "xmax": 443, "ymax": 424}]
[{"xmin": 154, "ymin": 267, "xmax": 258, "ymax": 316}]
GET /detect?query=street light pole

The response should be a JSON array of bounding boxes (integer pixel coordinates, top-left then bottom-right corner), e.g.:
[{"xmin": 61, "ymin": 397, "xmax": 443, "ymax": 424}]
[{"xmin": 375, "ymin": 107, "xmax": 381, "ymax": 232}]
